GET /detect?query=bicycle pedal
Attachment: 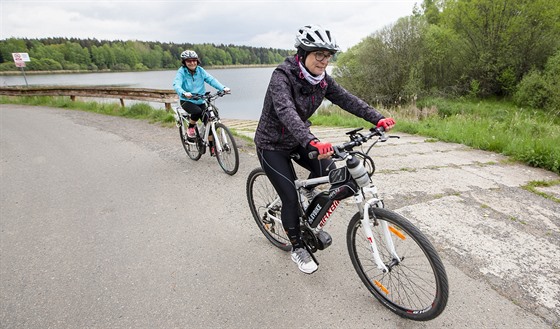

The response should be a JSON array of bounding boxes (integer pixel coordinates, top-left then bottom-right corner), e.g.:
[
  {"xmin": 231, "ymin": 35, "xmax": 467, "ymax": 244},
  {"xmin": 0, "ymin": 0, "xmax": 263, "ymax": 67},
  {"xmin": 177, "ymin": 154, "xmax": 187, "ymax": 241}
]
[{"xmin": 316, "ymin": 231, "xmax": 332, "ymax": 250}]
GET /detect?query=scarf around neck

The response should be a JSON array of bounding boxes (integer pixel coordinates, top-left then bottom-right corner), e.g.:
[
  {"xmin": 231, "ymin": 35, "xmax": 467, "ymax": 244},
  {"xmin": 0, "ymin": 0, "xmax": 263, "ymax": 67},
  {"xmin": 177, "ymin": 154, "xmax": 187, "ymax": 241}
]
[{"xmin": 298, "ymin": 58, "xmax": 325, "ymax": 86}]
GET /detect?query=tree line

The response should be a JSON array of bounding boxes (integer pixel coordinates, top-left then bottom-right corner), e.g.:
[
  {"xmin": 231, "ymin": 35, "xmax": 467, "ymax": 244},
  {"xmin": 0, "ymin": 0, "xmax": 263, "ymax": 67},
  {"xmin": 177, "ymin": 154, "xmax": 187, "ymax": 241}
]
[
  {"xmin": 332, "ymin": 0, "xmax": 560, "ymax": 114},
  {"xmin": 0, "ymin": 37, "xmax": 293, "ymax": 72}
]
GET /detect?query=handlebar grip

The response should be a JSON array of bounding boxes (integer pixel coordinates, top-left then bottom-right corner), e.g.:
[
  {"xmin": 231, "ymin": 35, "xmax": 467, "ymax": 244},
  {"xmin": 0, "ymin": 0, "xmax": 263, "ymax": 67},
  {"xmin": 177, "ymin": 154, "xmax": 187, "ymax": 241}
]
[{"xmin": 308, "ymin": 151, "xmax": 318, "ymax": 159}]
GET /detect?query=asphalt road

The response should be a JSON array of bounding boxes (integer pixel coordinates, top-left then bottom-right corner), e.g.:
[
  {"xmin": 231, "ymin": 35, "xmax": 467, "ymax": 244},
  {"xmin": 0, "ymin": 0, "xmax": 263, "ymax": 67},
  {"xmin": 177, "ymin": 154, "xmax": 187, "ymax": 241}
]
[{"xmin": 1, "ymin": 104, "xmax": 559, "ymax": 328}]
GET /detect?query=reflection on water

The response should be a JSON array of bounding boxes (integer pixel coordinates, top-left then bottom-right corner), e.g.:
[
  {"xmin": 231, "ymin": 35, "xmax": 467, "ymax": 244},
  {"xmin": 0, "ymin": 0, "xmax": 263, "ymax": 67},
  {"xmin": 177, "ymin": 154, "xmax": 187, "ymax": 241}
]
[{"xmin": 1, "ymin": 68, "xmax": 276, "ymax": 120}]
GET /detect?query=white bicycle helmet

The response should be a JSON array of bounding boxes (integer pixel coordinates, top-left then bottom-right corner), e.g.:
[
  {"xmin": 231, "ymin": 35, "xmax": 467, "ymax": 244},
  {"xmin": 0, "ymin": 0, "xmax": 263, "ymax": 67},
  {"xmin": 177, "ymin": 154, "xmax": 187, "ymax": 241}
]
[
  {"xmin": 180, "ymin": 50, "xmax": 200, "ymax": 64},
  {"xmin": 294, "ymin": 25, "xmax": 340, "ymax": 53}
]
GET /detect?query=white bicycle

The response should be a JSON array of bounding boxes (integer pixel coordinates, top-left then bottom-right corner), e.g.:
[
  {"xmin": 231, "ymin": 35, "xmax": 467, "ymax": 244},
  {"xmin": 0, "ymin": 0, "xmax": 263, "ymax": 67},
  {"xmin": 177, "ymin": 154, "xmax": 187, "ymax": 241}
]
[
  {"xmin": 246, "ymin": 127, "xmax": 449, "ymax": 321},
  {"xmin": 174, "ymin": 91, "xmax": 239, "ymax": 175}
]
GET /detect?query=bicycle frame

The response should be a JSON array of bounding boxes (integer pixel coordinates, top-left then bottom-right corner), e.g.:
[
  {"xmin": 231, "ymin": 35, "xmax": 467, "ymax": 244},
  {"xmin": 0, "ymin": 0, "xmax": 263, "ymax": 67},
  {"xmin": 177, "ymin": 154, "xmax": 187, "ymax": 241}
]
[
  {"xmin": 248, "ymin": 127, "xmax": 448, "ymax": 320},
  {"xmin": 175, "ymin": 90, "xmax": 239, "ymax": 175},
  {"xmin": 176, "ymin": 92, "xmax": 227, "ymax": 153},
  {"xmin": 264, "ymin": 159, "xmax": 399, "ymax": 274},
  {"xmin": 197, "ymin": 105, "xmax": 228, "ymax": 155}
]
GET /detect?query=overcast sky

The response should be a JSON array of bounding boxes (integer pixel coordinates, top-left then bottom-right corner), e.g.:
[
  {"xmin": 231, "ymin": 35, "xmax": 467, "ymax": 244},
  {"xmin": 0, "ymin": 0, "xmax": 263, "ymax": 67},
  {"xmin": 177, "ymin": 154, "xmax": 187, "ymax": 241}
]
[{"xmin": 1, "ymin": 0, "xmax": 419, "ymax": 51}]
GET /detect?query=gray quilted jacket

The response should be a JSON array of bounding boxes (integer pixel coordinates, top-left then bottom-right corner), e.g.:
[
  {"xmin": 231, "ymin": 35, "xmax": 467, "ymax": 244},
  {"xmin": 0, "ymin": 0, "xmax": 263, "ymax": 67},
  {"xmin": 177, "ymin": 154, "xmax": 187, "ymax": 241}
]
[{"xmin": 254, "ymin": 56, "xmax": 385, "ymax": 151}]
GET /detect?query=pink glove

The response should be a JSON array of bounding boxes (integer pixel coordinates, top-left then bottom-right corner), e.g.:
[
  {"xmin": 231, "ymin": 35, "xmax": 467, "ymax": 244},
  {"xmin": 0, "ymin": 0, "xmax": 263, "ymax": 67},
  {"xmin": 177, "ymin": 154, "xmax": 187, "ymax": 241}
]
[
  {"xmin": 376, "ymin": 118, "xmax": 396, "ymax": 129},
  {"xmin": 308, "ymin": 139, "xmax": 333, "ymax": 155}
]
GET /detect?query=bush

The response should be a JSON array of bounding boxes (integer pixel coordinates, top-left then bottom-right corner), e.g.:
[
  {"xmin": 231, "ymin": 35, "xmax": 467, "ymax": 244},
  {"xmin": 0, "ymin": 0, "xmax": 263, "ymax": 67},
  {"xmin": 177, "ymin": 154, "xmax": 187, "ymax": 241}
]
[
  {"xmin": 0, "ymin": 62, "xmax": 16, "ymax": 71},
  {"xmin": 27, "ymin": 58, "xmax": 63, "ymax": 71},
  {"xmin": 111, "ymin": 63, "xmax": 131, "ymax": 71},
  {"xmin": 543, "ymin": 50, "xmax": 560, "ymax": 115},
  {"xmin": 514, "ymin": 50, "xmax": 560, "ymax": 115},
  {"xmin": 62, "ymin": 62, "xmax": 81, "ymax": 70},
  {"xmin": 513, "ymin": 70, "xmax": 549, "ymax": 109}
]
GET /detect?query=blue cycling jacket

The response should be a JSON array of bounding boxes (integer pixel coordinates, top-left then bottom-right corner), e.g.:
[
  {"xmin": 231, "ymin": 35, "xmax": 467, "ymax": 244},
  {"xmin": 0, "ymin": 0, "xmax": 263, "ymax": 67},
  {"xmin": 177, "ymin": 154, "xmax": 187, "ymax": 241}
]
[{"xmin": 173, "ymin": 66, "xmax": 225, "ymax": 105}]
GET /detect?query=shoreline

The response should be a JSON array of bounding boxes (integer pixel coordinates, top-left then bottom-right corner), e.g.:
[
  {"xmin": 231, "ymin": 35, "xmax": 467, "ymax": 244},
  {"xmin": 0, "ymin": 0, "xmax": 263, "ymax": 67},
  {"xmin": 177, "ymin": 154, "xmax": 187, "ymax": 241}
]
[{"xmin": 0, "ymin": 64, "xmax": 278, "ymax": 76}]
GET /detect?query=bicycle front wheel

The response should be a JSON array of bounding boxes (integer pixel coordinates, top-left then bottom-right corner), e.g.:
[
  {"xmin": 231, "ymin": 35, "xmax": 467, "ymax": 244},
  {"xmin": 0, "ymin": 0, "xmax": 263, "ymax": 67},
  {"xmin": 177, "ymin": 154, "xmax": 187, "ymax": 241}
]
[
  {"xmin": 347, "ymin": 208, "xmax": 448, "ymax": 321},
  {"xmin": 246, "ymin": 168, "xmax": 291, "ymax": 251},
  {"xmin": 214, "ymin": 123, "xmax": 239, "ymax": 175},
  {"xmin": 179, "ymin": 118, "xmax": 202, "ymax": 161}
]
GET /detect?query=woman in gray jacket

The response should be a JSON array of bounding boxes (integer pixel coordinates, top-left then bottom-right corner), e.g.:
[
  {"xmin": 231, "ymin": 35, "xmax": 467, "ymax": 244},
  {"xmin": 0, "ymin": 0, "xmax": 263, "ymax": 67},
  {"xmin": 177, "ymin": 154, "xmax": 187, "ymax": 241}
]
[{"xmin": 254, "ymin": 25, "xmax": 395, "ymax": 274}]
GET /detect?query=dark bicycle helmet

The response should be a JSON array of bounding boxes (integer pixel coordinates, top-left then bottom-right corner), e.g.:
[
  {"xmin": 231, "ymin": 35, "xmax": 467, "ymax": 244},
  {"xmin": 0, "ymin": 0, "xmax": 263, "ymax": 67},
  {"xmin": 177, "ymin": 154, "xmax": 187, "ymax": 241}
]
[
  {"xmin": 180, "ymin": 50, "xmax": 200, "ymax": 64},
  {"xmin": 295, "ymin": 25, "xmax": 340, "ymax": 53}
]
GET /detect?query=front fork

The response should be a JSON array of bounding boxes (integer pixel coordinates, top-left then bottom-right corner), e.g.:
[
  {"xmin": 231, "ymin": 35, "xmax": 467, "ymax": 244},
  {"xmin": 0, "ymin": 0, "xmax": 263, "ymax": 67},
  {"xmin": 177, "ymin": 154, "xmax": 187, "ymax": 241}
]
[{"xmin": 357, "ymin": 186, "xmax": 401, "ymax": 273}]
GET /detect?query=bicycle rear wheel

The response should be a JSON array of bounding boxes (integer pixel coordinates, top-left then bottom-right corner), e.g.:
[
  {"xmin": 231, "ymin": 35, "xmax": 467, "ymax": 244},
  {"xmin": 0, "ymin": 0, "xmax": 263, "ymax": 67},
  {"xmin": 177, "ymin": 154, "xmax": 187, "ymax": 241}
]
[
  {"xmin": 347, "ymin": 208, "xmax": 448, "ymax": 321},
  {"xmin": 214, "ymin": 123, "xmax": 239, "ymax": 175},
  {"xmin": 246, "ymin": 168, "xmax": 291, "ymax": 251},
  {"xmin": 179, "ymin": 118, "xmax": 202, "ymax": 161}
]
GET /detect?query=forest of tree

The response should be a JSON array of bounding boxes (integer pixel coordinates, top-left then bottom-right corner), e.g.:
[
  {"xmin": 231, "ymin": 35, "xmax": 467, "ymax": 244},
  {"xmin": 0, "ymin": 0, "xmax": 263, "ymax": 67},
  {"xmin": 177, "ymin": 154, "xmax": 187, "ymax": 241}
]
[
  {"xmin": 332, "ymin": 0, "xmax": 560, "ymax": 113},
  {"xmin": 1, "ymin": 0, "xmax": 558, "ymax": 113},
  {"xmin": 0, "ymin": 38, "xmax": 293, "ymax": 72}
]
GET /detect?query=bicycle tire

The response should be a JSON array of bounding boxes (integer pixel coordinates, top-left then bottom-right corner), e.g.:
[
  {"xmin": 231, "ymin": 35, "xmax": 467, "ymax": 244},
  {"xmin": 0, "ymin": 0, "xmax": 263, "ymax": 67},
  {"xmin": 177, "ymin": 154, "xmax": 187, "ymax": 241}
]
[
  {"xmin": 347, "ymin": 207, "xmax": 448, "ymax": 321},
  {"xmin": 214, "ymin": 123, "xmax": 239, "ymax": 175},
  {"xmin": 246, "ymin": 168, "xmax": 291, "ymax": 251},
  {"xmin": 179, "ymin": 117, "xmax": 202, "ymax": 161}
]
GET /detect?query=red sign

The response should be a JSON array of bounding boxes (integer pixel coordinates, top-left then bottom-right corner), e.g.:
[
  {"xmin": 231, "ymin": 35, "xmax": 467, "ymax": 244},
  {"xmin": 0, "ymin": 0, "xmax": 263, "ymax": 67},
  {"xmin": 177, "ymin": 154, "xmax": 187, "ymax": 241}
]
[{"xmin": 12, "ymin": 52, "xmax": 30, "ymax": 62}]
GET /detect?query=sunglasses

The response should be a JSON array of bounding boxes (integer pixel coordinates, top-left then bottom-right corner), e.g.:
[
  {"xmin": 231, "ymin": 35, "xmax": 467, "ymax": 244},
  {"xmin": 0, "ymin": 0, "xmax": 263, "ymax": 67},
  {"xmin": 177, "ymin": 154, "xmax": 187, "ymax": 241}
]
[{"xmin": 185, "ymin": 59, "xmax": 198, "ymax": 64}]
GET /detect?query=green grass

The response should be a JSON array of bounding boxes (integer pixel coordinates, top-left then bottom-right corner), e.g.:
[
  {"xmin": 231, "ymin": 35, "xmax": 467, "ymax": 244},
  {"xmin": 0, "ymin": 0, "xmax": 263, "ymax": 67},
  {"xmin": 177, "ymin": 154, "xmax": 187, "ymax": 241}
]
[
  {"xmin": 2, "ymin": 95, "xmax": 559, "ymax": 174},
  {"xmin": 313, "ymin": 98, "xmax": 560, "ymax": 174},
  {"xmin": 521, "ymin": 180, "xmax": 560, "ymax": 203},
  {"xmin": 1, "ymin": 95, "xmax": 177, "ymax": 126}
]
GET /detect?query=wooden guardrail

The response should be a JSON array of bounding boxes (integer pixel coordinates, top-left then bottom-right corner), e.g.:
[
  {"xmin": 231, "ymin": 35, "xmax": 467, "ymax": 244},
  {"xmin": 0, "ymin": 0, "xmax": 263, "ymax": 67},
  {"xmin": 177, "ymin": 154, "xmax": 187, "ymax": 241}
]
[{"xmin": 0, "ymin": 86, "xmax": 178, "ymax": 111}]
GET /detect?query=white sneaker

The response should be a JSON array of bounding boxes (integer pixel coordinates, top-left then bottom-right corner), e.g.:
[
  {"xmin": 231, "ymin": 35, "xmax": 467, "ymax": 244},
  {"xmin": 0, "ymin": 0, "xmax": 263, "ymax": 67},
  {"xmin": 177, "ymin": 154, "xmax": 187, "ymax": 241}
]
[{"xmin": 291, "ymin": 248, "xmax": 318, "ymax": 274}]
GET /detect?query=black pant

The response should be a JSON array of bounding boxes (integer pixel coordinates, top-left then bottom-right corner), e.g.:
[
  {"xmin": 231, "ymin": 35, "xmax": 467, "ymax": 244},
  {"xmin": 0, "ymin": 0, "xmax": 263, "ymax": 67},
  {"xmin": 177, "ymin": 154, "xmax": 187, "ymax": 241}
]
[
  {"xmin": 180, "ymin": 100, "xmax": 207, "ymax": 122},
  {"xmin": 257, "ymin": 146, "xmax": 335, "ymax": 249}
]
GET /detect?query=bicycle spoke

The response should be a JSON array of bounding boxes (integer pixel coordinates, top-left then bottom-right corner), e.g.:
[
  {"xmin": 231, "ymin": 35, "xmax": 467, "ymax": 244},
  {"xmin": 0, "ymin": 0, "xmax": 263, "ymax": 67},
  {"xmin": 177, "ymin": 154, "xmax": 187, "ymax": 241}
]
[
  {"xmin": 214, "ymin": 123, "xmax": 239, "ymax": 175},
  {"xmin": 246, "ymin": 168, "xmax": 290, "ymax": 250},
  {"xmin": 347, "ymin": 208, "xmax": 448, "ymax": 320},
  {"xmin": 179, "ymin": 118, "xmax": 202, "ymax": 161}
]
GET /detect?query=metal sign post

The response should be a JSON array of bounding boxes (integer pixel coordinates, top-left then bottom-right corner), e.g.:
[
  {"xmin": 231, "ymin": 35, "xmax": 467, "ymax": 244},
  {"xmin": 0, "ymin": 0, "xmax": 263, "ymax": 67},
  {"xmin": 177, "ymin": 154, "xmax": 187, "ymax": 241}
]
[{"xmin": 12, "ymin": 53, "xmax": 30, "ymax": 87}]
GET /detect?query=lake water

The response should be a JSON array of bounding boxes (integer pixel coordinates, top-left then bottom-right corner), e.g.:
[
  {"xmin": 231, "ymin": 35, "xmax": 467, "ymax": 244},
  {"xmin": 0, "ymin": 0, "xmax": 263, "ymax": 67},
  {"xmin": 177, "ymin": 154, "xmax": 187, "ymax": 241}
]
[{"xmin": 1, "ymin": 67, "xmax": 278, "ymax": 120}]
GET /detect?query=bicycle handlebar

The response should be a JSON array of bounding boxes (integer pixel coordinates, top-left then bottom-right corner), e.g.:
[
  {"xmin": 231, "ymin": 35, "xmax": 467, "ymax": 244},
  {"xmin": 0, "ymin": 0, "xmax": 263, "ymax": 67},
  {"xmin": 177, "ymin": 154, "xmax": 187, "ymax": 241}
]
[
  {"xmin": 308, "ymin": 127, "xmax": 395, "ymax": 159},
  {"xmin": 190, "ymin": 90, "xmax": 227, "ymax": 101}
]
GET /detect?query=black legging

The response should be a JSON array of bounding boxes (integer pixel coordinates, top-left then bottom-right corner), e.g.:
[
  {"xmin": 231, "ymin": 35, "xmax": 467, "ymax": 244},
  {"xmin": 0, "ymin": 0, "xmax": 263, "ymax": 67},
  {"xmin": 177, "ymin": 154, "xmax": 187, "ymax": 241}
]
[
  {"xmin": 180, "ymin": 100, "xmax": 207, "ymax": 122},
  {"xmin": 257, "ymin": 146, "xmax": 335, "ymax": 249}
]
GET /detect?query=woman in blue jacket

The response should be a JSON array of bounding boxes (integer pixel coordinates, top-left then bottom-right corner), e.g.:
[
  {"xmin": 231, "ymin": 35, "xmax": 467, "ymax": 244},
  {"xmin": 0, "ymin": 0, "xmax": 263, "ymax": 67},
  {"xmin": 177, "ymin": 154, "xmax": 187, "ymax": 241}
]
[{"xmin": 173, "ymin": 50, "xmax": 231, "ymax": 140}]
